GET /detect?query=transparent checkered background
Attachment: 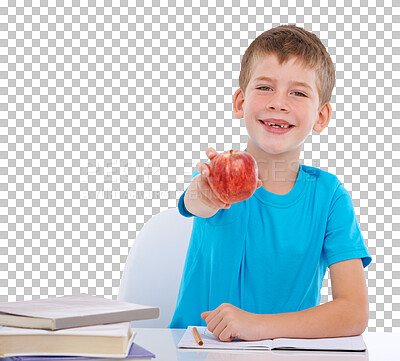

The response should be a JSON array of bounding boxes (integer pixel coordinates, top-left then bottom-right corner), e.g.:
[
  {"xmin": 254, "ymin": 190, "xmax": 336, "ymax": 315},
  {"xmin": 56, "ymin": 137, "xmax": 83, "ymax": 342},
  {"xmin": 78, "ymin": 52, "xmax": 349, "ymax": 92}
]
[{"xmin": 0, "ymin": 0, "xmax": 399, "ymax": 332}]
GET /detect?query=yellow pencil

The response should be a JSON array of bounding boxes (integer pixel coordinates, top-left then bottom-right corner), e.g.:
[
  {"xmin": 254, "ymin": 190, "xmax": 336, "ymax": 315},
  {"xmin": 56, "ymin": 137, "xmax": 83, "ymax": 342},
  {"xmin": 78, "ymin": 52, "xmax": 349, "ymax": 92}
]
[{"xmin": 192, "ymin": 326, "xmax": 203, "ymax": 346}]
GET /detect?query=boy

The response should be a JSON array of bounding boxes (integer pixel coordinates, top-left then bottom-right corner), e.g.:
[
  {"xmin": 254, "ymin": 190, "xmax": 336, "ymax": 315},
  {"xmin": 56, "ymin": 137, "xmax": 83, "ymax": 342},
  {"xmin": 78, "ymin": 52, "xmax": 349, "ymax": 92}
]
[{"xmin": 169, "ymin": 25, "xmax": 372, "ymax": 342}]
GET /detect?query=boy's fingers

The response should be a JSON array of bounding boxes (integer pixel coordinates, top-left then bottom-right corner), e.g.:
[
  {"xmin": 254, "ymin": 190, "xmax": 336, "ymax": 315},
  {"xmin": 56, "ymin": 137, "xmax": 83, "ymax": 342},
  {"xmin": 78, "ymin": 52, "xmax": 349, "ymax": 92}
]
[
  {"xmin": 196, "ymin": 162, "xmax": 202, "ymax": 174},
  {"xmin": 201, "ymin": 311, "xmax": 211, "ymax": 319},
  {"xmin": 195, "ymin": 158, "xmax": 230, "ymax": 210},
  {"xmin": 206, "ymin": 147, "xmax": 217, "ymax": 160},
  {"xmin": 257, "ymin": 179, "xmax": 263, "ymax": 188},
  {"xmin": 196, "ymin": 162, "xmax": 209, "ymax": 177}
]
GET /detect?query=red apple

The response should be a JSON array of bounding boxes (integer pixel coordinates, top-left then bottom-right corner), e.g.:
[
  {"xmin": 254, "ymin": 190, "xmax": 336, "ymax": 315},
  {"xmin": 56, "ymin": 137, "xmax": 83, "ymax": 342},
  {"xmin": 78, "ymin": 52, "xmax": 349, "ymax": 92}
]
[{"xmin": 206, "ymin": 150, "xmax": 259, "ymax": 204}]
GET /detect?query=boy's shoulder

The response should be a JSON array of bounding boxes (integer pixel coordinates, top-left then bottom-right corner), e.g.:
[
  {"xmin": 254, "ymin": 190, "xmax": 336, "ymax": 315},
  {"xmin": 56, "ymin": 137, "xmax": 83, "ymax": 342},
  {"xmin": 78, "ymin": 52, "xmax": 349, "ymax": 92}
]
[
  {"xmin": 301, "ymin": 164, "xmax": 342, "ymax": 190},
  {"xmin": 301, "ymin": 164, "xmax": 352, "ymax": 210}
]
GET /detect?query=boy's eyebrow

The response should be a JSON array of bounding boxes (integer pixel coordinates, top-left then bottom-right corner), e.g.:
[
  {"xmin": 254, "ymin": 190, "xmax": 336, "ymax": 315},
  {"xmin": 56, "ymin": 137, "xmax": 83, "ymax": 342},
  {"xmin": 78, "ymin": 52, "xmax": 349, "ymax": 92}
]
[{"xmin": 253, "ymin": 76, "xmax": 314, "ymax": 92}]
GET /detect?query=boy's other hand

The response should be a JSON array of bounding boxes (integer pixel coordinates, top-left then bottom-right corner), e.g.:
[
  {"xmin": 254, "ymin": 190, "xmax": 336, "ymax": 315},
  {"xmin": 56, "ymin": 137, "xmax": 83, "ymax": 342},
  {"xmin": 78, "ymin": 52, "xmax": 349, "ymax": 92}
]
[{"xmin": 201, "ymin": 303, "xmax": 266, "ymax": 342}]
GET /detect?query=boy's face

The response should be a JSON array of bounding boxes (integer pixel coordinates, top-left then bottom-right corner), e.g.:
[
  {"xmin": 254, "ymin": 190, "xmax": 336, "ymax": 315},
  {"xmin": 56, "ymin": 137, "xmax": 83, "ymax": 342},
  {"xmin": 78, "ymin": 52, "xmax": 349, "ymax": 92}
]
[{"xmin": 233, "ymin": 53, "xmax": 331, "ymax": 158}]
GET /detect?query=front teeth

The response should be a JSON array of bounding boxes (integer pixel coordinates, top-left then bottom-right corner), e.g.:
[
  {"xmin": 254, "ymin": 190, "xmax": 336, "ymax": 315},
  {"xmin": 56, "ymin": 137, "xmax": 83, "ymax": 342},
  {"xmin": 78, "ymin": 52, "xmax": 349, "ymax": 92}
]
[{"xmin": 266, "ymin": 122, "xmax": 290, "ymax": 128}]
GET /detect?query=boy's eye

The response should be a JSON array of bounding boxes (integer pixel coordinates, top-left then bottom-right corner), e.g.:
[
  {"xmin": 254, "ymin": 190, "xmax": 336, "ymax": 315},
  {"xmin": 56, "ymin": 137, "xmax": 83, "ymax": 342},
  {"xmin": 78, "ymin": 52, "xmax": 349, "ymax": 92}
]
[
  {"xmin": 257, "ymin": 87, "xmax": 307, "ymax": 97},
  {"xmin": 293, "ymin": 91, "xmax": 306, "ymax": 97}
]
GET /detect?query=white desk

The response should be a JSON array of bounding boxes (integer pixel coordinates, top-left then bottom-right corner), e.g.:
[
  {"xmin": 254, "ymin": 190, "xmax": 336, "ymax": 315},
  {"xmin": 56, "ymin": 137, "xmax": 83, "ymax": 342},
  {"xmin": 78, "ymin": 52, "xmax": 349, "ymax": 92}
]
[{"xmin": 133, "ymin": 328, "xmax": 400, "ymax": 361}]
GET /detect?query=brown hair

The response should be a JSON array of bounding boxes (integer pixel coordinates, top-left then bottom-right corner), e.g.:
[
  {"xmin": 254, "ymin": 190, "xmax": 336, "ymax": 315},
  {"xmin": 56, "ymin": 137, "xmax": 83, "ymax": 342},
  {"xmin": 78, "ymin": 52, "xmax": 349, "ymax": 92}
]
[{"xmin": 239, "ymin": 25, "xmax": 335, "ymax": 107}]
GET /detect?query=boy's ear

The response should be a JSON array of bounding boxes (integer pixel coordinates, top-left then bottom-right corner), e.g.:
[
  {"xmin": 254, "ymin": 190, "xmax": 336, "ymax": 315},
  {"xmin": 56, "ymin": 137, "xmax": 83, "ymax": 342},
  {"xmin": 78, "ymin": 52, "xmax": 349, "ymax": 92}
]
[
  {"xmin": 313, "ymin": 102, "xmax": 332, "ymax": 133},
  {"xmin": 233, "ymin": 88, "xmax": 245, "ymax": 119}
]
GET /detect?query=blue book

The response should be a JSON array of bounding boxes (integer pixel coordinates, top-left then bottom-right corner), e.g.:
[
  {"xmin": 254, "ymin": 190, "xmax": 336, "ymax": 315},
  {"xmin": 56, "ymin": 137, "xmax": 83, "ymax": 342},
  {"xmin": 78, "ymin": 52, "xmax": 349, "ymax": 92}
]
[{"xmin": 0, "ymin": 343, "xmax": 155, "ymax": 361}]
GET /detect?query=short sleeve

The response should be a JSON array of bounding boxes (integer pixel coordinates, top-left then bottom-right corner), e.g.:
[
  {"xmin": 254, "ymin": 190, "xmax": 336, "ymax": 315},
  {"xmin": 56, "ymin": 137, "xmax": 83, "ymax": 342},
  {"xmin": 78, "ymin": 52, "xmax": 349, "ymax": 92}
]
[
  {"xmin": 177, "ymin": 168, "xmax": 200, "ymax": 218},
  {"xmin": 323, "ymin": 183, "xmax": 372, "ymax": 268}
]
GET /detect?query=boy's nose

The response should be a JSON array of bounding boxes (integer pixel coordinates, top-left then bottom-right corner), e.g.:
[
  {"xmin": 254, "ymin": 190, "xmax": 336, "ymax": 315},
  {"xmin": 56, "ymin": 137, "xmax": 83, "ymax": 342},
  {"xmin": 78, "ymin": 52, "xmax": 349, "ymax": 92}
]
[
  {"xmin": 267, "ymin": 104, "xmax": 289, "ymax": 112},
  {"xmin": 265, "ymin": 93, "xmax": 289, "ymax": 112}
]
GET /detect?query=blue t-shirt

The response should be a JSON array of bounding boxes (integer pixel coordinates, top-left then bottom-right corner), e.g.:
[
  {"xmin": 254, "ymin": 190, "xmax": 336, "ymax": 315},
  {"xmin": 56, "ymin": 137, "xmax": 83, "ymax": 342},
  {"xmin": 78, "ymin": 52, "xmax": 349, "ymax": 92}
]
[{"xmin": 169, "ymin": 163, "xmax": 372, "ymax": 328}]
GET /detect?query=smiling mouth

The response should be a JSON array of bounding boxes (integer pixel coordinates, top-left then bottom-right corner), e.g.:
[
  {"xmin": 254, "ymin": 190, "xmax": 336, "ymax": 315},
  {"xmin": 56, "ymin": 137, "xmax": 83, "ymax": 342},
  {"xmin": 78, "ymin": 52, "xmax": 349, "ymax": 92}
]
[{"xmin": 259, "ymin": 120, "xmax": 294, "ymax": 129}]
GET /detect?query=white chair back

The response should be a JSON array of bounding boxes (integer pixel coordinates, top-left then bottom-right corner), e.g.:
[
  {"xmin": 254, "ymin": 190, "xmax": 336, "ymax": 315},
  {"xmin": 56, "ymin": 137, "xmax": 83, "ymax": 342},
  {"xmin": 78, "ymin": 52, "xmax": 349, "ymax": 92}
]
[{"xmin": 118, "ymin": 207, "xmax": 193, "ymax": 327}]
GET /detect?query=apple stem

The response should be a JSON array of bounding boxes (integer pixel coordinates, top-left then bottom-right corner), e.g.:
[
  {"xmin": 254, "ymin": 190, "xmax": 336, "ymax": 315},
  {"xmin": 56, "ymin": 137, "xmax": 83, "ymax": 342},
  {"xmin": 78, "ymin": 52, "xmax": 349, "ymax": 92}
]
[{"xmin": 230, "ymin": 149, "xmax": 233, "ymax": 154}]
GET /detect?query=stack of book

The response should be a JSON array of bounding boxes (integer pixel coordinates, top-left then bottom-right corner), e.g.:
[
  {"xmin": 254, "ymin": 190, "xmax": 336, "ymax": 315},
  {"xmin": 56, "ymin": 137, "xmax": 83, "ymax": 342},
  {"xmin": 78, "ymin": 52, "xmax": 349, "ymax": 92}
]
[{"xmin": 0, "ymin": 294, "xmax": 159, "ymax": 360}]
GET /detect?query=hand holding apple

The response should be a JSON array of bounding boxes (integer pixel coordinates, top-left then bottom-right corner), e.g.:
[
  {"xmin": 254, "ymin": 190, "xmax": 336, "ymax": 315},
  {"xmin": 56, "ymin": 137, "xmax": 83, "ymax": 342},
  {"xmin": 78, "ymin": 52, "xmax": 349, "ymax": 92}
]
[
  {"xmin": 203, "ymin": 149, "xmax": 260, "ymax": 204},
  {"xmin": 194, "ymin": 148, "xmax": 232, "ymax": 211}
]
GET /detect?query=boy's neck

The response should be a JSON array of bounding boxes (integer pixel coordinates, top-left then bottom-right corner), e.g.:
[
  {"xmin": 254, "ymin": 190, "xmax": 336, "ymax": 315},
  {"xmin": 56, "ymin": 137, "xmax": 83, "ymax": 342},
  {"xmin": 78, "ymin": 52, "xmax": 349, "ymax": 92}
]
[{"xmin": 246, "ymin": 144, "xmax": 301, "ymax": 195}]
